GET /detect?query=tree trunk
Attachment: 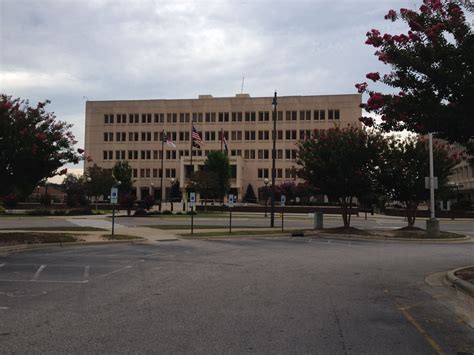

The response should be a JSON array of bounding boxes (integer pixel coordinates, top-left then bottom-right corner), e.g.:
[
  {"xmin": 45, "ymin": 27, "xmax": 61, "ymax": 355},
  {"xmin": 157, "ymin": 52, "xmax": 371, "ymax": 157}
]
[
  {"xmin": 339, "ymin": 198, "xmax": 350, "ymax": 228},
  {"xmin": 405, "ymin": 202, "xmax": 418, "ymax": 227}
]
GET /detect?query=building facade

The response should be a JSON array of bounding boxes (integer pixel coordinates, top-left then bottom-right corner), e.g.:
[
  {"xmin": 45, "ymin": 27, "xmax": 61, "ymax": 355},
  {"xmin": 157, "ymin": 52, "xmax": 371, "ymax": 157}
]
[{"xmin": 84, "ymin": 93, "xmax": 362, "ymax": 200}]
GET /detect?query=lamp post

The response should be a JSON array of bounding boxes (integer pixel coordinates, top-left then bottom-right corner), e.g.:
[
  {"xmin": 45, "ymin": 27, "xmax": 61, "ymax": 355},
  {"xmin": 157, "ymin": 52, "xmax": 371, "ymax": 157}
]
[
  {"xmin": 264, "ymin": 178, "xmax": 269, "ymax": 217},
  {"xmin": 170, "ymin": 177, "xmax": 175, "ymax": 212},
  {"xmin": 86, "ymin": 176, "xmax": 92, "ymax": 208},
  {"xmin": 270, "ymin": 91, "xmax": 277, "ymax": 227}
]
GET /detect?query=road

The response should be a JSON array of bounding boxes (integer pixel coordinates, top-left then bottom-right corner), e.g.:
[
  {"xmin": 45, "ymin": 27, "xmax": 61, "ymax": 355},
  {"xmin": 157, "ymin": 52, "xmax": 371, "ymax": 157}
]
[{"xmin": 0, "ymin": 238, "xmax": 473, "ymax": 353}]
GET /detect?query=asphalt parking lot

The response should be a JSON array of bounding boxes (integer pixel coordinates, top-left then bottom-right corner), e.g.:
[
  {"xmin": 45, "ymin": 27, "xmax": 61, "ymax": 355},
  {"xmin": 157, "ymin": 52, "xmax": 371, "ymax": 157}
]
[{"xmin": 1, "ymin": 239, "xmax": 473, "ymax": 353}]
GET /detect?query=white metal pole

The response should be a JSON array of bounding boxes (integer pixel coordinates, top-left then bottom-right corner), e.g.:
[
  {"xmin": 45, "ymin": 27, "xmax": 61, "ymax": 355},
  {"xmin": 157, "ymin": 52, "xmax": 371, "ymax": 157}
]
[{"xmin": 428, "ymin": 133, "xmax": 435, "ymax": 220}]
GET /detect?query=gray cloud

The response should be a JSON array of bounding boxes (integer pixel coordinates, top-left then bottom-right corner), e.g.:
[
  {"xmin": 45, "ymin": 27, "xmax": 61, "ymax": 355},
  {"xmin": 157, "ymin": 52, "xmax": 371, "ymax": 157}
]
[{"xmin": 1, "ymin": 0, "xmax": 420, "ymax": 168}]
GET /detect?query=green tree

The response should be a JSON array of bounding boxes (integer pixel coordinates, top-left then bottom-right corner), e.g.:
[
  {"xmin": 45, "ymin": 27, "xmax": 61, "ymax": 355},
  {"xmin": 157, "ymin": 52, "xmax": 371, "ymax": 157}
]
[
  {"xmin": 202, "ymin": 151, "xmax": 231, "ymax": 201},
  {"xmin": 0, "ymin": 95, "xmax": 81, "ymax": 198},
  {"xmin": 380, "ymin": 135, "xmax": 458, "ymax": 226},
  {"xmin": 243, "ymin": 184, "xmax": 257, "ymax": 203},
  {"xmin": 297, "ymin": 126, "xmax": 384, "ymax": 227},
  {"xmin": 85, "ymin": 164, "xmax": 115, "ymax": 202},
  {"xmin": 357, "ymin": 1, "xmax": 474, "ymax": 158},
  {"xmin": 112, "ymin": 161, "xmax": 133, "ymax": 194},
  {"xmin": 62, "ymin": 174, "xmax": 87, "ymax": 207}
]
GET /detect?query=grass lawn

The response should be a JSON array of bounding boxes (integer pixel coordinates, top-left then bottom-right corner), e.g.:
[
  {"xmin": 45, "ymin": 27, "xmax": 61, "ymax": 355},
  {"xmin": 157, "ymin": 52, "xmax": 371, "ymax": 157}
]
[
  {"xmin": 0, "ymin": 232, "xmax": 79, "ymax": 246},
  {"xmin": 102, "ymin": 234, "xmax": 143, "ymax": 240}
]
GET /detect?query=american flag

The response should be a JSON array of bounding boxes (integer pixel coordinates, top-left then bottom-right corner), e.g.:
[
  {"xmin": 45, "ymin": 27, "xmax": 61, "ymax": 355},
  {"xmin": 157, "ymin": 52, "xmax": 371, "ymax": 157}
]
[
  {"xmin": 192, "ymin": 125, "xmax": 203, "ymax": 147},
  {"xmin": 163, "ymin": 131, "xmax": 176, "ymax": 148}
]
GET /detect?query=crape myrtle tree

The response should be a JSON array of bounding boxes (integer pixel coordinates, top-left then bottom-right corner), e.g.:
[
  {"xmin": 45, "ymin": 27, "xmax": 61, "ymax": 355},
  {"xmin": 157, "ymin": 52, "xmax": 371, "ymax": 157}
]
[
  {"xmin": 297, "ymin": 126, "xmax": 385, "ymax": 228},
  {"xmin": 0, "ymin": 95, "xmax": 81, "ymax": 198},
  {"xmin": 357, "ymin": 0, "xmax": 474, "ymax": 159},
  {"xmin": 380, "ymin": 135, "xmax": 459, "ymax": 226}
]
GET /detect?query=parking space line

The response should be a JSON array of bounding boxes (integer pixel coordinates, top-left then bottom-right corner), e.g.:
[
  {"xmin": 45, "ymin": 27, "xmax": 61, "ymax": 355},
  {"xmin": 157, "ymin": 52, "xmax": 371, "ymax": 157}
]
[
  {"xmin": 84, "ymin": 265, "xmax": 90, "ymax": 280},
  {"xmin": 0, "ymin": 307, "xmax": 10, "ymax": 310},
  {"xmin": 31, "ymin": 265, "xmax": 46, "ymax": 281},
  {"xmin": 0, "ymin": 263, "xmax": 5, "ymax": 268},
  {"xmin": 96, "ymin": 265, "xmax": 132, "ymax": 278}
]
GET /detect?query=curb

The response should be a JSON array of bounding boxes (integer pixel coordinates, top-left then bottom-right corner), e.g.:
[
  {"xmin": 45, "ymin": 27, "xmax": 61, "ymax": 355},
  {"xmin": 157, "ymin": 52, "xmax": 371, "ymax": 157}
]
[
  {"xmin": 446, "ymin": 266, "xmax": 474, "ymax": 297},
  {"xmin": 312, "ymin": 233, "xmax": 471, "ymax": 243},
  {"xmin": 0, "ymin": 238, "xmax": 146, "ymax": 254}
]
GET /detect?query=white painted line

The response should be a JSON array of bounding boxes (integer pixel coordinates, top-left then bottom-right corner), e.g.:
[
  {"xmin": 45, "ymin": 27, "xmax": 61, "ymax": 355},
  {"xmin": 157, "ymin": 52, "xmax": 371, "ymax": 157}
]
[
  {"xmin": 0, "ymin": 307, "xmax": 10, "ymax": 310},
  {"xmin": 31, "ymin": 265, "xmax": 46, "ymax": 281},
  {"xmin": 83, "ymin": 265, "xmax": 90, "ymax": 280},
  {"xmin": 0, "ymin": 263, "xmax": 5, "ymax": 267},
  {"xmin": 96, "ymin": 265, "xmax": 132, "ymax": 278}
]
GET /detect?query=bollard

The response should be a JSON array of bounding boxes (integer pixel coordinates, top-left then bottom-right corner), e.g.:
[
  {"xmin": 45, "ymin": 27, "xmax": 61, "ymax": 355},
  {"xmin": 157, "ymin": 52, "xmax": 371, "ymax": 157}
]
[{"xmin": 314, "ymin": 212, "xmax": 323, "ymax": 229}]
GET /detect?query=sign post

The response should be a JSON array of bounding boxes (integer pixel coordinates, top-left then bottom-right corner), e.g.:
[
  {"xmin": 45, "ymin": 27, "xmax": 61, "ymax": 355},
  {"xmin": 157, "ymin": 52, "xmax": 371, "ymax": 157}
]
[
  {"xmin": 228, "ymin": 194, "xmax": 234, "ymax": 234},
  {"xmin": 189, "ymin": 192, "xmax": 196, "ymax": 235},
  {"xmin": 280, "ymin": 195, "xmax": 286, "ymax": 232},
  {"xmin": 110, "ymin": 187, "xmax": 118, "ymax": 236}
]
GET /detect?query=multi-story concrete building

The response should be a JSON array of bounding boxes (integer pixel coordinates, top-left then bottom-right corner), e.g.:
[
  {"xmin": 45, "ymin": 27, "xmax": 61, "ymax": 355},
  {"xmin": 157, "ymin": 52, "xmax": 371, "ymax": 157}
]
[{"xmin": 84, "ymin": 93, "xmax": 362, "ymax": 200}]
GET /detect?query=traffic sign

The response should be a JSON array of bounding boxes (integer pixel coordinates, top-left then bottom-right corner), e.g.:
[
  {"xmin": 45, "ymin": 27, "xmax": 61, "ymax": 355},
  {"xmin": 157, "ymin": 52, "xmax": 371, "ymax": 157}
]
[
  {"xmin": 190, "ymin": 192, "xmax": 196, "ymax": 207},
  {"xmin": 110, "ymin": 187, "xmax": 118, "ymax": 204},
  {"xmin": 281, "ymin": 195, "xmax": 286, "ymax": 206},
  {"xmin": 228, "ymin": 194, "xmax": 235, "ymax": 207}
]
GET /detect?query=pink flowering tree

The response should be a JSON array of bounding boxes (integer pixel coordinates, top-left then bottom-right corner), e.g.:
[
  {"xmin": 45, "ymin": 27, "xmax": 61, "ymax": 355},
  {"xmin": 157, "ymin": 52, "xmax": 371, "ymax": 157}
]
[
  {"xmin": 357, "ymin": 0, "xmax": 474, "ymax": 158},
  {"xmin": 0, "ymin": 94, "xmax": 81, "ymax": 198},
  {"xmin": 297, "ymin": 126, "xmax": 385, "ymax": 227}
]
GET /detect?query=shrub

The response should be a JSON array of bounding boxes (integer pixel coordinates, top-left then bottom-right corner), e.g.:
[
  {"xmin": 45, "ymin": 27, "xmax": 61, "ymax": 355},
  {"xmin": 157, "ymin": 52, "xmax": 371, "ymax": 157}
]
[
  {"xmin": 67, "ymin": 207, "xmax": 93, "ymax": 216},
  {"xmin": 0, "ymin": 206, "xmax": 6, "ymax": 214},
  {"xmin": 134, "ymin": 208, "xmax": 148, "ymax": 216},
  {"xmin": 27, "ymin": 209, "xmax": 51, "ymax": 216},
  {"xmin": 3, "ymin": 193, "xmax": 18, "ymax": 208},
  {"xmin": 176, "ymin": 211, "xmax": 183, "ymax": 215},
  {"xmin": 53, "ymin": 210, "xmax": 67, "ymax": 216},
  {"xmin": 451, "ymin": 200, "xmax": 473, "ymax": 211},
  {"xmin": 162, "ymin": 210, "xmax": 172, "ymax": 215},
  {"xmin": 147, "ymin": 211, "xmax": 162, "ymax": 216},
  {"xmin": 39, "ymin": 195, "xmax": 52, "ymax": 206},
  {"xmin": 186, "ymin": 211, "xmax": 197, "ymax": 215}
]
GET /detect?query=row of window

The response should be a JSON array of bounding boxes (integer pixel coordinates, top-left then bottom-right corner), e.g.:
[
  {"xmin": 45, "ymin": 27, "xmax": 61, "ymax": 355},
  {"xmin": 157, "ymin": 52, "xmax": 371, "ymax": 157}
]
[
  {"xmin": 257, "ymin": 168, "xmax": 297, "ymax": 179},
  {"xmin": 103, "ymin": 110, "xmax": 340, "ymax": 124},
  {"xmin": 103, "ymin": 129, "xmax": 324, "ymax": 143},
  {"xmin": 102, "ymin": 148, "xmax": 298, "ymax": 161},
  {"xmin": 132, "ymin": 168, "xmax": 176, "ymax": 179}
]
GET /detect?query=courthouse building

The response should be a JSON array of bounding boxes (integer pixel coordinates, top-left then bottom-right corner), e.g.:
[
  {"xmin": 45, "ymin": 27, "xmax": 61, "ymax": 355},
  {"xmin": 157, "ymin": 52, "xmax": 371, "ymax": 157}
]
[{"xmin": 84, "ymin": 93, "xmax": 362, "ymax": 200}]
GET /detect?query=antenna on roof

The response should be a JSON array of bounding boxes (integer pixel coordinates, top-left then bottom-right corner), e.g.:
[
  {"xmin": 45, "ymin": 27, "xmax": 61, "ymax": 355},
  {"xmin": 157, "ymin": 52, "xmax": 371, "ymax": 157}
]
[{"xmin": 241, "ymin": 74, "xmax": 245, "ymax": 94}]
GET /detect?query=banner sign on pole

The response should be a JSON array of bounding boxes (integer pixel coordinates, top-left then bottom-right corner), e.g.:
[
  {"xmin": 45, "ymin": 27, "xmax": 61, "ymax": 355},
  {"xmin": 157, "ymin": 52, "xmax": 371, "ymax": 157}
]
[
  {"xmin": 425, "ymin": 177, "xmax": 438, "ymax": 189},
  {"xmin": 280, "ymin": 195, "xmax": 286, "ymax": 206},
  {"xmin": 228, "ymin": 194, "xmax": 235, "ymax": 207},
  {"xmin": 190, "ymin": 192, "xmax": 196, "ymax": 207}
]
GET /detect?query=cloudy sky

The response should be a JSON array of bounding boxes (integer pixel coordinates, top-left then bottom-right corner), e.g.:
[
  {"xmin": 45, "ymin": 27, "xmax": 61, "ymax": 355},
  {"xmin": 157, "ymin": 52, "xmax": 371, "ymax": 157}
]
[{"xmin": 1, "ymin": 0, "xmax": 423, "ymax": 177}]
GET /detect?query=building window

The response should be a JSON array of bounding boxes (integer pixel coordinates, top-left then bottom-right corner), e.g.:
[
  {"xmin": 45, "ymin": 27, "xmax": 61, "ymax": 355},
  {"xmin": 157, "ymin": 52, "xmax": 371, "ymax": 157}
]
[
  {"xmin": 245, "ymin": 131, "xmax": 256, "ymax": 141},
  {"xmin": 277, "ymin": 168, "xmax": 283, "ymax": 178},
  {"xmin": 258, "ymin": 169, "xmax": 269, "ymax": 179},
  {"xmin": 103, "ymin": 132, "xmax": 108, "ymax": 142},
  {"xmin": 285, "ymin": 130, "xmax": 297, "ymax": 140},
  {"xmin": 244, "ymin": 150, "xmax": 256, "ymax": 159},
  {"xmin": 328, "ymin": 109, "xmax": 340, "ymax": 120},
  {"xmin": 277, "ymin": 149, "xmax": 283, "ymax": 159},
  {"xmin": 277, "ymin": 111, "xmax": 283, "ymax": 121},
  {"xmin": 218, "ymin": 112, "xmax": 229, "ymax": 122},
  {"xmin": 166, "ymin": 150, "xmax": 177, "ymax": 160},
  {"xmin": 232, "ymin": 112, "xmax": 243, "ymax": 122},
  {"xmin": 154, "ymin": 113, "xmax": 164, "ymax": 123},
  {"xmin": 165, "ymin": 168, "xmax": 176, "ymax": 178},
  {"xmin": 192, "ymin": 113, "xmax": 203, "ymax": 122},
  {"xmin": 258, "ymin": 131, "xmax": 270, "ymax": 140},
  {"xmin": 258, "ymin": 111, "xmax": 270, "ymax": 121},
  {"xmin": 258, "ymin": 150, "xmax": 269, "ymax": 159},
  {"xmin": 231, "ymin": 149, "xmax": 242, "ymax": 156},
  {"xmin": 133, "ymin": 169, "xmax": 138, "ymax": 178},
  {"xmin": 245, "ymin": 112, "xmax": 256, "ymax": 122},
  {"xmin": 285, "ymin": 111, "xmax": 297, "ymax": 121},
  {"xmin": 231, "ymin": 131, "xmax": 242, "ymax": 140},
  {"xmin": 300, "ymin": 110, "xmax": 312, "ymax": 120}
]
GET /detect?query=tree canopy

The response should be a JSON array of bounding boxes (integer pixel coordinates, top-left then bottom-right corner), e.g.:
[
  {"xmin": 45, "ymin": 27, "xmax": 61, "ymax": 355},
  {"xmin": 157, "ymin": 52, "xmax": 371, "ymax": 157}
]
[
  {"xmin": 85, "ymin": 164, "xmax": 115, "ymax": 200},
  {"xmin": 357, "ymin": 0, "xmax": 474, "ymax": 157},
  {"xmin": 379, "ymin": 135, "xmax": 458, "ymax": 225},
  {"xmin": 191, "ymin": 151, "xmax": 231, "ymax": 200},
  {"xmin": 111, "ymin": 160, "xmax": 133, "ymax": 194},
  {"xmin": 0, "ymin": 95, "xmax": 81, "ymax": 198},
  {"xmin": 297, "ymin": 126, "xmax": 384, "ymax": 227}
]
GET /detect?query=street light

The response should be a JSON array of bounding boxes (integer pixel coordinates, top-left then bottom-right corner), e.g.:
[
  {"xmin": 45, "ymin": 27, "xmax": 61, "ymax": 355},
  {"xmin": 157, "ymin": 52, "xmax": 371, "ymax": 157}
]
[
  {"xmin": 270, "ymin": 91, "xmax": 277, "ymax": 227},
  {"xmin": 86, "ymin": 176, "xmax": 92, "ymax": 208},
  {"xmin": 150, "ymin": 182, "xmax": 154, "ymax": 202},
  {"xmin": 264, "ymin": 178, "xmax": 269, "ymax": 217}
]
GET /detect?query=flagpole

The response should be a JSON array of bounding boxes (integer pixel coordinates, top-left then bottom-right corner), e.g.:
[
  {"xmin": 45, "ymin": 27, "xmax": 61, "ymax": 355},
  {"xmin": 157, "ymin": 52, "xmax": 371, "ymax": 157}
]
[
  {"xmin": 160, "ymin": 129, "xmax": 165, "ymax": 211},
  {"xmin": 221, "ymin": 128, "xmax": 223, "ymax": 152}
]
